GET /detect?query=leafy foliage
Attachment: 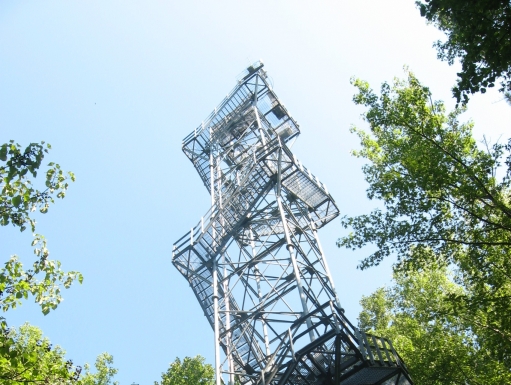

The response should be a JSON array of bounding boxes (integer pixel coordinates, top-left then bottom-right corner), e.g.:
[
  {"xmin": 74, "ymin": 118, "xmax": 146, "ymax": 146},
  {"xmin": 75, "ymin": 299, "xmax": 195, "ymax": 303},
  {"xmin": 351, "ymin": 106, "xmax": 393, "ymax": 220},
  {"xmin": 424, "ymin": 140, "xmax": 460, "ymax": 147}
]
[
  {"xmin": 1, "ymin": 140, "xmax": 75, "ymax": 233},
  {"xmin": 1, "ymin": 234, "xmax": 83, "ymax": 315},
  {"xmin": 416, "ymin": 0, "xmax": 511, "ymax": 103},
  {"xmin": 338, "ymin": 72, "xmax": 511, "ymax": 371},
  {"xmin": 154, "ymin": 356, "xmax": 214, "ymax": 385},
  {"xmin": 0, "ymin": 140, "xmax": 85, "ymax": 383},
  {"xmin": 0, "ymin": 323, "xmax": 81, "ymax": 384},
  {"xmin": 77, "ymin": 353, "xmax": 119, "ymax": 385},
  {"xmin": 0, "ymin": 141, "xmax": 82, "ymax": 315},
  {"xmin": 359, "ymin": 263, "xmax": 511, "ymax": 384}
]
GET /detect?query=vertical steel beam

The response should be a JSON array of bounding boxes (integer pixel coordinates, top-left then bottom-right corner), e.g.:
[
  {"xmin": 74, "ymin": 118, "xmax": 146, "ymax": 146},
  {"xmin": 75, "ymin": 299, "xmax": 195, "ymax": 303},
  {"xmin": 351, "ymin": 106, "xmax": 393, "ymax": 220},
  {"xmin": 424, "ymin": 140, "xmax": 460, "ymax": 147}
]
[
  {"xmin": 212, "ymin": 259, "xmax": 222, "ymax": 385},
  {"xmin": 209, "ymin": 129, "xmax": 222, "ymax": 385},
  {"xmin": 222, "ymin": 253, "xmax": 234, "ymax": 385},
  {"xmin": 308, "ymin": 214, "xmax": 342, "ymax": 309},
  {"xmin": 276, "ymin": 147, "xmax": 314, "ymax": 341},
  {"xmin": 254, "ymin": 106, "xmax": 267, "ymax": 147},
  {"xmin": 218, "ymin": 162, "xmax": 235, "ymax": 385},
  {"xmin": 334, "ymin": 334, "xmax": 341, "ymax": 385},
  {"xmin": 249, "ymin": 228, "xmax": 271, "ymax": 357}
]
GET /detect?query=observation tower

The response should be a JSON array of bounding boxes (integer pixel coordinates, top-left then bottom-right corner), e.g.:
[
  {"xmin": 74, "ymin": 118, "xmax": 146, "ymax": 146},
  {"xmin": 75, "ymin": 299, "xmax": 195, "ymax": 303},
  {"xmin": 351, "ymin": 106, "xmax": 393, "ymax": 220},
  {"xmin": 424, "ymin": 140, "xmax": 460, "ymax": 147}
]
[{"xmin": 172, "ymin": 62, "xmax": 413, "ymax": 385}]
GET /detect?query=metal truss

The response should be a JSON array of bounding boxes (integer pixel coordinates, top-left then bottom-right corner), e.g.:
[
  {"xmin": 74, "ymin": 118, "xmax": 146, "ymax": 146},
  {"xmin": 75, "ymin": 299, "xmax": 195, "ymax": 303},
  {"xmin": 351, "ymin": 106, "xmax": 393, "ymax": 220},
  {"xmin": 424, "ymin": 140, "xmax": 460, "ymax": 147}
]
[{"xmin": 173, "ymin": 62, "xmax": 413, "ymax": 385}]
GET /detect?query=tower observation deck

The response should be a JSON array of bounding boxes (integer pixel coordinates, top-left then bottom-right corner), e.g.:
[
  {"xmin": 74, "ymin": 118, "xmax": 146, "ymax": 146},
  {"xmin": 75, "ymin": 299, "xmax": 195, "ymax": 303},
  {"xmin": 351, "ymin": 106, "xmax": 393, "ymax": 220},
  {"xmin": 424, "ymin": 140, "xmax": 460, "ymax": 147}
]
[{"xmin": 172, "ymin": 62, "xmax": 413, "ymax": 385}]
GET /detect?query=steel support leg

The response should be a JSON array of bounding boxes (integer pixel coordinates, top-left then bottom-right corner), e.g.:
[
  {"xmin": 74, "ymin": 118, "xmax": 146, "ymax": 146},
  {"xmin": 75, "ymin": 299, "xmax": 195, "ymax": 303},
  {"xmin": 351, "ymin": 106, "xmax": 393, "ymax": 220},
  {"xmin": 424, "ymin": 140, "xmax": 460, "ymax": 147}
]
[
  {"xmin": 276, "ymin": 195, "xmax": 315, "ymax": 341},
  {"xmin": 250, "ymin": 229, "xmax": 271, "ymax": 356},
  {"xmin": 309, "ymin": 215, "xmax": 342, "ymax": 309},
  {"xmin": 212, "ymin": 259, "xmax": 222, "ymax": 385}
]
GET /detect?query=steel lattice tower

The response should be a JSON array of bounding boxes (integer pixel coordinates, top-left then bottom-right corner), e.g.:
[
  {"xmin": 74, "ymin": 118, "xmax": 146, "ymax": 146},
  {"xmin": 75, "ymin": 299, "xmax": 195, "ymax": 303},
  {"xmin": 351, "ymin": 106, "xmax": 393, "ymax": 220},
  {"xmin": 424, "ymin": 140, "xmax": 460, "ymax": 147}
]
[{"xmin": 172, "ymin": 62, "xmax": 413, "ymax": 385}]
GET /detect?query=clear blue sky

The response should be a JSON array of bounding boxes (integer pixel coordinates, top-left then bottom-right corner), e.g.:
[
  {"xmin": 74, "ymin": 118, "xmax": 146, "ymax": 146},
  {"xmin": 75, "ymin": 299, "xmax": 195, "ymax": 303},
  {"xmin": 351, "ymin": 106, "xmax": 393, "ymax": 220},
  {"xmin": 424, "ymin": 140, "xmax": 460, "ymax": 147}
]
[{"xmin": 1, "ymin": 1, "xmax": 510, "ymax": 384}]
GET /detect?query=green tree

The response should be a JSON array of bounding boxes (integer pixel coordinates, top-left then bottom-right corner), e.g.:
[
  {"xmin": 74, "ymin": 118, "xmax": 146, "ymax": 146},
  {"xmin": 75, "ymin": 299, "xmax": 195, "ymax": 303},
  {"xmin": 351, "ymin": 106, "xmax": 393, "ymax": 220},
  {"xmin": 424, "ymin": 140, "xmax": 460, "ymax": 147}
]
[
  {"xmin": 77, "ymin": 353, "xmax": 119, "ymax": 385},
  {"xmin": 359, "ymin": 262, "xmax": 511, "ymax": 384},
  {"xmin": 0, "ymin": 141, "xmax": 74, "ymax": 232},
  {"xmin": 155, "ymin": 356, "xmax": 214, "ymax": 385},
  {"xmin": 0, "ymin": 323, "xmax": 80, "ymax": 384},
  {"xmin": 0, "ymin": 324, "xmax": 117, "ymax": 385},
  {"xmin": 0, "ymin": 140, "xmax": 83, "ymax": 383},
  {"xmin": 416, "ymin": 0, "xmax": 511, "ymax": 103},
  {"xmin": 338, "ymin": 72, "xmax": 511, "ymax": 368},
  {"xmin": 0, "ymin": 140, "xmax": 82, "ymax": 316}
]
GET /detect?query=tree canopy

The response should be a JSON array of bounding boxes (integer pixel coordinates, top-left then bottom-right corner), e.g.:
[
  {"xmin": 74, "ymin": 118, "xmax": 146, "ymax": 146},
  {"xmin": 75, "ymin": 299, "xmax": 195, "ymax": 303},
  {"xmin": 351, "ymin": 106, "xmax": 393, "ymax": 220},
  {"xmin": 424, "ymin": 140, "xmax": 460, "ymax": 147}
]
[
  {"xmin": 416, "ymin": 0, "xmax": 511, "ymax": 103},
  {"xmin": 0, "ymin": 141, "xmax": 82, "ymax": 316},
  {"xmin": 0, "ymin": 141, "xmax": 83, "ymax": 383},
  {"xmin": 338, "ymin": 72, "xmax": 511, "ymax": 371},
  {"xmin": 359, "ymin": 263, "xmax": 511, "ymax": 384},
  {"xmin": 0, "ymin": 323, "xmax": 119, "ymax": 385},
  {"xmin": 1, "ymin": 141, "xmax": 74, "ymax": 232},
  {"xmin": 0, "ymin": 323, "xmax": 81, "ymax": 384},
  {"xmin": 77, "ymin": 353, "xmax": 119, "ymax": 385},
  {"xmin": 154, "ymin": 356, "xmax": 214, "ymax": 385}
]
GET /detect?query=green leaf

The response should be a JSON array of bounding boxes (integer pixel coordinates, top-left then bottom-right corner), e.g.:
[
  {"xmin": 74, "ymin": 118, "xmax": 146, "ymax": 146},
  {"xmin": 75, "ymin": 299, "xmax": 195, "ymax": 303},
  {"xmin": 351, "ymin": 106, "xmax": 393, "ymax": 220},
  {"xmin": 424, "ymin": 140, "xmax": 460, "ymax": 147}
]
[
  {"xmin": 12, "ymin": 195, "xmax": 22, "ymax": 207},
  {"xmin": 0, "ymin": 145, "xmax": 7, "ymax": 161}
]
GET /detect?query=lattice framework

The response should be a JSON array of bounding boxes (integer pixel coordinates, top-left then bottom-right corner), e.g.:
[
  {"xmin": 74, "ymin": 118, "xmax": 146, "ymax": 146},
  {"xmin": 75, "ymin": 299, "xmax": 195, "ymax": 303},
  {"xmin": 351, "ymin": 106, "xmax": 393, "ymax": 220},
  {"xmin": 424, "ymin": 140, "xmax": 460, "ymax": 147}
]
[{"xmin": 173, "ymin": 62, "xmax": 413, "ymax": 385}]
